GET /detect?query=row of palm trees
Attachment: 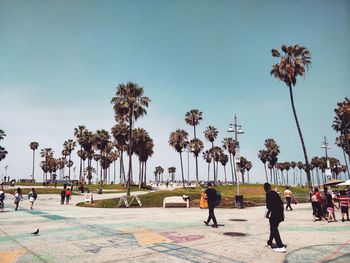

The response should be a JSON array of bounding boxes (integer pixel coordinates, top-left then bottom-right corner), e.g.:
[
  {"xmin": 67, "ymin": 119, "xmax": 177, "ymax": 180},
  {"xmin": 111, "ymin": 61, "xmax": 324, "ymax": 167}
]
[
  {"xmin": 169, "ymin": 110, "xmax": 252, "ymax": 187},
  {"xmin": 333, "ymin": 97, "xmax": 350, "ymax": 179},
  {"xmin": 258, "ymin": 138, "xmax": 348, "ymax": 186},
  {"xmin": 0, "ymin": 129, "xmax": 7, "ymax": 162}
]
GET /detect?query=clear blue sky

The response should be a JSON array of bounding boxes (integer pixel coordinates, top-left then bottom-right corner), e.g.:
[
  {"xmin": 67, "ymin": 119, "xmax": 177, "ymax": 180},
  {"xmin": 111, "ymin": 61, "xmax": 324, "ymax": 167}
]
[{"xmin": 0, "ymin": 0, "xmax": 349, "ymax": 183}]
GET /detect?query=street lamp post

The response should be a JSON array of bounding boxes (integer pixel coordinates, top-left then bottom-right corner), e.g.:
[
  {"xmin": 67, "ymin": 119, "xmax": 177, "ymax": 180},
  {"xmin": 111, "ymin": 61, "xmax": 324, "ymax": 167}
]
[
  {"xmin": 321, "ymin": 136, "xmax": 332, "ymax": 180},
  {"xmin": 228, "ymin": 114, "xmax": 244, "ymax": 208}
]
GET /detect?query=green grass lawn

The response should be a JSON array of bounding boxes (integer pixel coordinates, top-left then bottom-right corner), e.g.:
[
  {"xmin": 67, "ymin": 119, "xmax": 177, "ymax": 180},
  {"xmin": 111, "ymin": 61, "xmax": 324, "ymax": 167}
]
[
  {"xmin": 77, "ymin": 184, "xmax": 310, "ymax": 208},
  {"xmin": 3, "ymin": 187, "xmax": 63, "ymax": 195}
]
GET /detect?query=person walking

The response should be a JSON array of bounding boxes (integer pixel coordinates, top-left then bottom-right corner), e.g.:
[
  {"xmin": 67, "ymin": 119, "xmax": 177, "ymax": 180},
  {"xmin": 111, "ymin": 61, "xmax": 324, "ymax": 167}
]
[
  {"xmin": 13, "ymin": 187, "xmax": 23, "ymax": 211},
  {"xmin": 338, "ymin": 190, "xmax": 350, "ymax": 222},
  {"xmin": 28, "ymin": 188, "xmax": 37, "ymax": 210},
  {"xmin": 284, "ymin": 186, "xmax": 293, "ymax": 211},
  {"xmin": 203, "ymin": 182, "xmax": 218, "ymax": 228},
  {"xmin": 65, "ymin": 188, "xmax": 72, "ymax": 205},
  {"xmin": 60, "ymin": 188, "xmax": 66, "ymax": 205},
  {"xmin": 264, "ymin": 182, "xmax": 286, "ymax": 253}
]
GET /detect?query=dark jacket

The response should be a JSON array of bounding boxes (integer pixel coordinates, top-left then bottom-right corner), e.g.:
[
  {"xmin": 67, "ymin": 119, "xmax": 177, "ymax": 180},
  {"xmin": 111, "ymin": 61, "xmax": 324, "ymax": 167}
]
[
  {"xmin": 205, "ymin": 188, "xmax": 217, "ymax": 206},
  {"xmin": 266, "ymin": 190, "xmax": 284, "ymax": 223}
]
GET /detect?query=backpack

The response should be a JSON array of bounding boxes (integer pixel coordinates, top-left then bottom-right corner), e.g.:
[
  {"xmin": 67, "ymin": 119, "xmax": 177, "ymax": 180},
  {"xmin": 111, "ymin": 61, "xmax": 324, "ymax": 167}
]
[{"xmin": 215, "ymin": 191, "xmax": 221, "ymax": 205}]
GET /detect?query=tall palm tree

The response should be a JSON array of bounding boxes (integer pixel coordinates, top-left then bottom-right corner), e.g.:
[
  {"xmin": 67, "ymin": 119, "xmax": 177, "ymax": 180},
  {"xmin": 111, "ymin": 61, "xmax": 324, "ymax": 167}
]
[
  {"xmin": 0, "ymin": 129, "xmax": 7, "ymax": 162},
  {"xmin": 169, "ymin": 129, "xmax": 189, "ymax": 187},
  {"xmin": 291, "ymin": 161, "xmax": 297, "ymax": 185},
  {"xmin": 29, "ymin": 142, "xmax": 39, "ymax": 181},
  {"xmin": 111, "ymin": 82, "xmax": 150, "ymax": 196},
  {"xmin": 94, "ymin": 130, "xmax": 111, "ymax": 185},
  {"xmin": 222, "ymin": 137, "xmax": 237, "ymax": 184},
  {"xmin": 284, "ymin": 162, "xmax": 291, "ymax": 185},
  {"xmin": 335, "ymin": 136, "xmax": 350, "ymax": 179},
  {"xmin": 40, "ymin": 148, "xmax": 53, "ymax": 182},
  {"xmin": 210, "ymin": 146, "xmax": 223, "ymax": 184},
  {"xmin": 185, "ymin": 109, "xmax": 203, "ymax": 184},
  {"xmin": 74, "ymin": 125, "xmax": 87, "ymax": 182},
  {"xmin": 258, "ymin": 149, "xmax": 269, "ymax": 182},
  {"xmin": 204, "ymin": 125, "xmax": 219, "ymax": 180},
  {"xmin": 271, "ymin": 44, "xmax": 312, "ymax": 191},
  {"xmin": 202, "ymin": 150, "xmax": 212, "ymax": 182},
  {"xmin": 63, "ymin": 139, "xmax": 76, "ymax": 180},
  {"xmin": 264, "ymin": 138, "xmax": 280, "ymax": 184},
  {"xmin": 111, "ymin": 121, "xmax": 129, "ymax": 184},
  {"xmin": 237, "ymin": 156, "xmax": 248, "ymax": 184},
  {"xmin": 189, "ymin": 138, "xmax": 204, "ymax": 184}
]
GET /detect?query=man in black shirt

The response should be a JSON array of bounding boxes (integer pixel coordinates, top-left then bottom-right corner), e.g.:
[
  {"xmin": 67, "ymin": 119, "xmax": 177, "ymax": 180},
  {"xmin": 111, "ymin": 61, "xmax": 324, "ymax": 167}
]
[
  {"xmin": 264, "ymin": 182, "xmax": 286, "ymax": 253},
  {"xmin": 204, "ymin": 182, "xmax": 218, "ymax": 228}
]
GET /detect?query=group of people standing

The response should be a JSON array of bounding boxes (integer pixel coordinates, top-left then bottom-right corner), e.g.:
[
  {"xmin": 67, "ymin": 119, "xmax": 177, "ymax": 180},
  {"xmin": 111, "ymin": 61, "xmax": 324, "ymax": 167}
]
[{"xmin": 311, "ymin": 186, "xmax": 350, "ymax": 222}]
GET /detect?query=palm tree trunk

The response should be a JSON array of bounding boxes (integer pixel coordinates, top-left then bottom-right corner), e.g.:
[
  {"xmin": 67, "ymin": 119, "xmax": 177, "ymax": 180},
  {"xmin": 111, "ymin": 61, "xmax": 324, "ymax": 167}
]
[
  {"xmin": 293, "ymin": 169, "xmax": 295, "ymax": 185},
  {"xmin": 341, "ymin": 148, "xmax": 350, "ymax": 179},
  {"xmin": 179, "ymin": 152, "xmax": 185, "ymax": 188},
  {"xmin": 269, "ymin": 168, "xmax": 273, "ymax": 184},
  {"xmin": 113, "ymin": 160, "xmax": 116, "ymax": 184},
  {"xmin": 195, "ymin": 156, "xmax": 199, "ymax": 183},
  {"xmin": 79, "ymin": 146, "xmax": 82, "ymax": 181},
  {"xmin": 144, "ymin": 161, "xmax": 147, "ymax": 185},
  {"xmin": 127, "ymin": 111, "xmax": 133, "ymax": 196},
  {"xmin": 288, "ymin": 84, "xmax": 312, "ymax": 191},
  {"xmin": 229, "ymin": 153, "xmax": 235, "ymax": 183},
  {"xmin": 224, "ymin": 166, "xmax": 227, "ymax": 183},
  {"xmin": 263, "ymin": 163, "xmax": 268, "ymax": 183},
  {"xmin": 68, "ymin": 154, "xmax": 72, "ymax": 180},
  {"xmin": 207, "ymin": 162, "xmax": 210, "ymax": 182},
  {"xmin": 32, "ymin": 149, "xmax": 35, "ymax": 181},
  {"xmin": 138, "ymin": 159, "xmax": 142, "ymax": 188},
  {"xmin": 233, "ymin": 154, "xmax": 237, "ymax": 183}
]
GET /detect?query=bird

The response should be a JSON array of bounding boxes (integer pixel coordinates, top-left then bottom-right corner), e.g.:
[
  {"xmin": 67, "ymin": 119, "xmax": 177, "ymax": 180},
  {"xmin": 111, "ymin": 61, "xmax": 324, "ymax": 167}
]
[{"xmin": 31, "ymin": 229, "xmax": 39, "ymax": 235}]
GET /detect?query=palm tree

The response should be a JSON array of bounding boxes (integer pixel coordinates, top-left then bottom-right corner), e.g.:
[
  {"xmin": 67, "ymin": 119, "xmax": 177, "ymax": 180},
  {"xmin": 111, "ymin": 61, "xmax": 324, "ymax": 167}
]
[
  {"xmin": 204, "ymin": 125, "xmax": 219, "ymax": 180},
  {"xmin": 202, "ymin": 150, "xmax": 212, "ymax": 182},
  {"xmin": 284, "ymin": 162, "xmax": 291, "ymax": 185},
  {"xmin": 169, "ymin": 129, "xmax": 189, "ymax": 187},
  {"xmin": 297, "ymin": 161, "xmax": 304, "ymax": 185},
  {"xmin": 185, "ymin": 109, "xmax": 203, "ymax": 184},
  {"xmin": 168, "ymin": 167, "xmax": 176, "ymax": 181},
  {"xmin": 0, "ymin": 129, "xmax": 7, "ymax": 162},
  {"xmin": 189, "ymin": 138, "xmax": 204, "ymax": 184},
  {"xmin": 74, "ymin": 125, "xmax": 87, "ymax": 182},
  {"xmin": 245, "ymin": 161, "xmax": 252, "ymax": 183},
  {"xmin": 63, "ymin": 139, "xmax": 76, "ymax": 180},
  {"xmin": 210, "ymin": 146, "xmax": 223, "ymax": 184},
  {"xmin": 264, "ymin": 138, "xmax": 280, "ymax": 184},
  {"xmin": 111, "ymin": 121, "xmax": 129, "ymax": 184},
  {"xmin": 271, "ymin": 44, "xmax": 312, "ymax": 191},
  {"xmin": 111, "ymin": 82, "xmax": 150, "ymax": 196},
  {"xmin": 29, "ymin": 142, "xmax": 39, "ymax": 181},
  {"xmin": 222, "ymin": 137, "xmax": 237, "ymax": 184},
  {"xmin": 40, "ymin": 148, "xmax": 53, "ymax": 182},
  {"xmin": 291, "ymin": 161, "xmax": 297, "ymax": 185},
  {"xmin": 219, "ymin": 153, "xmax": 229, "ymax": 183},
  {"xmin": 95, "ymin": 130, "xmax": 111, "ymax": 185},
  {"xmin": 237, "ymin": 156, "xmax": 248, "ymax": 184},
  {"xmin": 258, "ymin": 149, "xmax": 269, "ymax": 182},
  {"xmin": 335, "ymin": 136, "xmax": 350, "ymax": 179}
]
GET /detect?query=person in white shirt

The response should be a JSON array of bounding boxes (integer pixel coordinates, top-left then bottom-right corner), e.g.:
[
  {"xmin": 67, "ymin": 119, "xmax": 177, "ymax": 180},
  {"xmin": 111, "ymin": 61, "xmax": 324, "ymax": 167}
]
[{"xmin": 284, "ymin": 186, "xmax": 293, "ymax": 211}]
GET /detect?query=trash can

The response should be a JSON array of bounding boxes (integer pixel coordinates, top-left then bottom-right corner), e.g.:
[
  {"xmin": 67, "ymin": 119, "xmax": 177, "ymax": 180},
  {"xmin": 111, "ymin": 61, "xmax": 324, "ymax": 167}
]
[
  {"xmin": 235, "ymin": 195, "xmax": 244, "ymax": 208},
  {"xmin": 98, "ymin": 188, "xmax": 103, "ymax": 194}
]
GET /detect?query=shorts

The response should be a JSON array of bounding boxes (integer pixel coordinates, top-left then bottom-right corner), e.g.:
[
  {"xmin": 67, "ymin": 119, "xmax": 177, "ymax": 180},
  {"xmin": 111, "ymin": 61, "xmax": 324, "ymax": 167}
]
[
  {"xmin": 341, "ymin": 207, "xmax": 349, "ymax": 214},
  {"xmin": 327, "ymin": 207, "xmax": 334, "ymax": 213}
]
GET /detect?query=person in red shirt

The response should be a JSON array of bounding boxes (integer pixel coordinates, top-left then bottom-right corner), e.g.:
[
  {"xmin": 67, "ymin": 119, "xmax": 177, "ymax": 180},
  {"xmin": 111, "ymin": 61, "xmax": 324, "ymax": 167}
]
[
  {"xmin": 311, "ymin": 188, "xmax": 325, "ymax": 221},
  {"xmin": 338, "ymin": 190, "xmax": 350, "ymax": 222}
]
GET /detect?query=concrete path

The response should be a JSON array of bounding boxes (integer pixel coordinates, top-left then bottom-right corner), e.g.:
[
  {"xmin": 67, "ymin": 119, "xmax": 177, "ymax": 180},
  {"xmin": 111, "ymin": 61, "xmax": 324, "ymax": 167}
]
[{"xmin": 0, "ymin": 194, "xmax": 350, "ymax": 263}]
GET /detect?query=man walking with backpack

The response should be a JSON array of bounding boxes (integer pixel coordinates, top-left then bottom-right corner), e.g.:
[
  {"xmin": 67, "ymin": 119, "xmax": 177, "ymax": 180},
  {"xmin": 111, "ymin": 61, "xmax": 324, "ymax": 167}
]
[{"xmin": 203, "ymin": 182, "xmax": 219, "ymax": 228}]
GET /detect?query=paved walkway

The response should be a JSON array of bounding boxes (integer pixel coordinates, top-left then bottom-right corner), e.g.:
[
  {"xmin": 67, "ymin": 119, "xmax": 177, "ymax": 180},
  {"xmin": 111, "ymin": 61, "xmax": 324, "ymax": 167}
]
[{"xmin": 0, "ymin": 193, "xmax": 350, "ymax": 263}]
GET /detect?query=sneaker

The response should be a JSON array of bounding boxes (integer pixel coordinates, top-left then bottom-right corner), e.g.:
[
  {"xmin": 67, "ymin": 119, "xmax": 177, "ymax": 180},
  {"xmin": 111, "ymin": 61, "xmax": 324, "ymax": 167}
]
[
  {"xmin": 342, "ymin": 219, "xmax": 345, "ymax": 222},
  {"xmin": 266, "ymin": 244, "xmax": 272, "ymax": 249},
  {"xmin": 273, "ymin": 247, "xmax": 286, "ymax": 253},
  {"xmin": 204, "ymin": 221, "xmax": 209, "ymax": 226}
]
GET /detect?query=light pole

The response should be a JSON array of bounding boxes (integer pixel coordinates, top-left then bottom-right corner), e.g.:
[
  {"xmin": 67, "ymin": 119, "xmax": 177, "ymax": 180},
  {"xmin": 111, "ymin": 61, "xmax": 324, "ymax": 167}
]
[
  {"xmin": 321, "ymin": 136, "xmax": 332, "ymax": 180},
  {"xmin": 228, "ymin": 114, "xmax": 244, "ymax": 208}
]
